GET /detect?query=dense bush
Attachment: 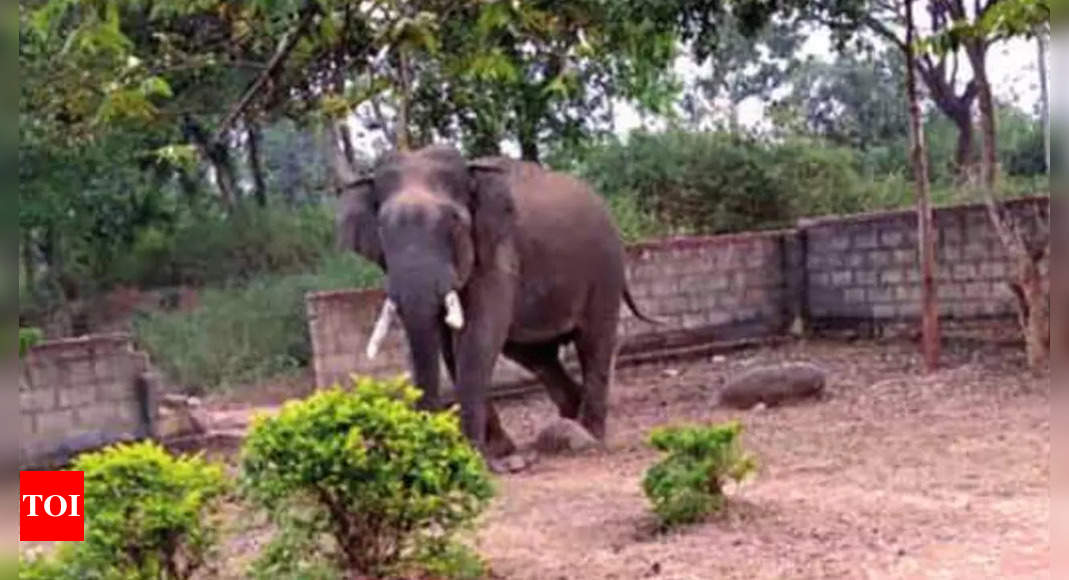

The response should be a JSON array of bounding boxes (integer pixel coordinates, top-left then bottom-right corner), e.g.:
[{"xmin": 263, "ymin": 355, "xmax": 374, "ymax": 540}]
[
  {"xmin": 19, "ymin": 441, "xmax": 228, "ymax": 580},
  {"xmin": 580, "ymin": 128, "xmax": 1051, "ymax": 243},
  {"xmin": 580, "ymin": 131, "xmax": 792, "ymax": 235},
  {"xmin": 240, "ymin": 376, "xmax": 495, "ymax": 579},
  {"xmin": 134, "ymin": 251, "xmax": 382, "ymax": 393},
  {"xmin": 642, "ymin": 421, "xmax": 756, "ymax": 528},
  {"xmin": 114, "ymin": 204, "xmax": 335, "ymax": 288}
]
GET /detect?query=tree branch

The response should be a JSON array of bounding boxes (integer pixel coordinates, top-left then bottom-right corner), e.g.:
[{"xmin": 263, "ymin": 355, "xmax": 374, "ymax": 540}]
[{"xmin": 212, "ymin": 0, "xmax": 320, "ymax": 142}]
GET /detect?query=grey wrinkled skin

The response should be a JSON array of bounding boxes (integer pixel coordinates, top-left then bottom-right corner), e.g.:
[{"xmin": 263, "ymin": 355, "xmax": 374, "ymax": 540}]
[{"xmin": 335, "ymin": 145, "xmax": 655, "ymax": 464}]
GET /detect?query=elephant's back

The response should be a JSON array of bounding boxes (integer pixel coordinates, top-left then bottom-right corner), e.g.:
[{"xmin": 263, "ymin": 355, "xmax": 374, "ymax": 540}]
[{"xmin": 509, "ymin": 164, "xmax": 624, "ymax": 265}]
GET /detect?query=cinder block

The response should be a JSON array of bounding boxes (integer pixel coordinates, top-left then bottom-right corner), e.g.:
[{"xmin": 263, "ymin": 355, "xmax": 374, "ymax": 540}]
[
  {"xmin": 810, "ymin": 272, "xmax": 831, "ymax": 287},
  {"xmin": 953, "ymin": 264, "xmax": 978, "ymax": 280},
  {"xmin": 651, "ymin": 279, "xmax": 677, "ymax": 297},
  {"xmin": 979, "ymin": 262, "xmax": 1008, "ymax": 280},
  {"xmin": 22, "ymin": 413, "xmax": 35, "ymax": 437},
  {"xmin": 35, "ymin": 409, "xmax": 76, "ymax": 438},
  {"xmin": 708, "ymin": 275, "xmax": 730, "ymax": 291},
  {"xmin": 831, "ymin": 271, "xmax": 853, "ymax": 287},
  {"xmin": 846, "ymin": 253, "xmax": 866, "ymax": 268},
  {"xmin": 962, "ymin": 241, "xmax": 990, "ymax": 259},
  {"xmin": 77, "ymin": 402, "xmax": 135, "ymax": 428},
  {"xmin": 873, "ymin": 304, "xmax": 897, "ymax": 318},
  {"xmin": 719, "ymin": 293, "xmax": 742, "ymax": 308},
  {"xmin": 868, "ymin": 287, "xmax": 894, "ymax": 303},
  {"xmin": 855, "ymin": 271, "xmax": 878, "ymax": 286},
  {"xmin": 830, "ymin": 235, "xmax": 851, "ymax": 251},
  {"xmin": 21, "ymin": 388, "xmax": 56, "ymax": 413},
  {"xmin": 96, "ymin": 380, "xmax": 134, "ymax": 403},
  {"xmin": 844, "ymin": 288, "xmax": 867, "ymax": 303},
  {"xmin": 965, "ymin": 282, "xmax": 991, "ymax": 298},
  {"xmin": 881, "ymin": 270, "xmax": 905, "ymax": 285},
  {"xmin": 59, "ymin": 386, "xmax": 97, "ymax": 409},
  {"xmin": 953, "ymin": 301, "xmax": 984, "ymax": 319},
  {"xmin": 869, "ymin": 251, "xmax": 892, "ymax": 267},
  {"xmin": 938, "ymin": 284, "xmax": 965, "ymax": 300},
  {"xmin": 897, "ymin": 302, "xmax": 922, "ymax": 317},
  {"xmin": 895, "ymin": 286, "xmax": 921, "ymax": 301},
  {"xmin": 854, "ymin": 231, "xmax": 878, "ymax": 249},
  {"xmin": 66, "ymin": 359, "xmax": 97, "ymax": 388},
  {"xmin": 880, "ymin": 230, "xmax": 905, "ymax": 247},
  {"xmin": 893, "ymin": 250, "xmax": 916, "ymax": 264}
]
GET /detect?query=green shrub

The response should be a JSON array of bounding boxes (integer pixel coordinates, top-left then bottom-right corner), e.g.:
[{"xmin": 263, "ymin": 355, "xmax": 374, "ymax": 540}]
[
  {"xmin": 642, "ymin": 421, "xmax": 757, "ymax": 528},
  {"xmin": 580, "ymin": 131, "xmax": 791, "ymax": 235},
  {"xmin": 19, "ymin": 441, "xmax": 228, "ymax": 580},
  {"xmin": 19, "ymin": 327, "xmax": 43, "ymax": 357},
  {"xmin": 240, "ymin": 376, "xmax": 495, "ymax": 579},
  {"xmin": 133, "ymin": 252, "xmax": 382, "ymax": 393},
  {"xmin": 114, "ymin": 204, "xmax": 335, "ymax": 289}
]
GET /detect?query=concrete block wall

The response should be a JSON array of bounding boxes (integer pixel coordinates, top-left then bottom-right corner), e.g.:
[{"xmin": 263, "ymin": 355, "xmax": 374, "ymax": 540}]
[
  {"xmin": 803, "ymin": 196, "xmax": 1049, "ymax": 331},
  {"xmin": 20, "ymin": 334, "xmax": 157, "ymax": 468},
  {"xmin": 620, "ymin": 230, "xmax": 795, "ymax": 352}
]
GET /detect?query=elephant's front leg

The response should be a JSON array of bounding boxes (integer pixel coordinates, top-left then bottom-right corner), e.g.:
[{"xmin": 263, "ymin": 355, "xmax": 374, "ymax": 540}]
[
  {"xmin": 441, "ymin": 324, "xmax": 515, "ymax": 458},
  {"xmin": 453, "ymin": 276, "xmax": 515, "ymax": 464}
]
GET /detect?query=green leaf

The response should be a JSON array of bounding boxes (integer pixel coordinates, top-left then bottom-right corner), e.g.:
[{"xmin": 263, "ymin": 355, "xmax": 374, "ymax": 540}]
[{"xmin": 140, "ymin": 76, "xmax": 174, "ymax": 98}]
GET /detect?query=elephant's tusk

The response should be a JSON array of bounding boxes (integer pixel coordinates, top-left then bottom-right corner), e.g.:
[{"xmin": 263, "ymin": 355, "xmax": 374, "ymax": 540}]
[
  {"xmin": 366, "ymin": 299, "xmax": 396, "ymax": 359},
  {"xmin": 444, "ymin": 291, "xmax": 465, "ymax": 330}
]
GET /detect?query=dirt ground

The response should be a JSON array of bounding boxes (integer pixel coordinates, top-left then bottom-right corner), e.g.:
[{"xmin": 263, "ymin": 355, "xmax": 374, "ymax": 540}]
[
  {"xmin": 22, "ymin": 336, "xmax": 1050, "ymax": 579},
  {"xmin": 469, "ymin": 338, "xmax": 1049, "ymax": 580}
]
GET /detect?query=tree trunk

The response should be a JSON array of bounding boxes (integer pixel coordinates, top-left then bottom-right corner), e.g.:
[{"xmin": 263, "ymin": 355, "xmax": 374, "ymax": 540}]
[
  {"xmin": 964, "ymin": 41, "xmax": 997, "ymax": 189},
  {"xmin": 246, "ymin": 120, "xmax": 268, "ymax": 207},
  {"xmin": 396, "ymin": 49, "xmax": 412, "ymax": 152},
  {"xmin": 905, "ymin": 0, "xmax": 941, "ymax": 372},
  {"xmin": 1036, "ymin": 24, "xmax": 1050, "ymax": 173},
  {"xmin": 950, "ymin": 111, "xmax": 976, "ymax": 181},
  {"xmin": 515, "ymin": 101, "xmax": 540, "ymax": 162},
  {"xmin": 966, "ymin": 33, "xmax": 1049, "ymax": 370}
]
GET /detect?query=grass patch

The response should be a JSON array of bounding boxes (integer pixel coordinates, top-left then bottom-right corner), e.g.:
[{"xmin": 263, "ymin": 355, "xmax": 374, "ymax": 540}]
[{"xmin": 134, "ymin": 252, "xmax": 382, "ymax": 394}]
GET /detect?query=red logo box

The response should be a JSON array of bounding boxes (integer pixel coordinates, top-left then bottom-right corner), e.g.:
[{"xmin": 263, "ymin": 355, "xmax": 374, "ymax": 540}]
[{"xmin": 20, "ymin": 471, "xmax": 85, "ymax": 542}]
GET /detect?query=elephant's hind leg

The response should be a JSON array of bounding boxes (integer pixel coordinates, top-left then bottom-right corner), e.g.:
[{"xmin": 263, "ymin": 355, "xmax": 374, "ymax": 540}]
[
  {"xmin": 502, "ymin": 342, "xmax": 583, "ymax": 419},
  {"xmin": 574, "ymin": 312, "xmax": 620, "ymax": 442}
]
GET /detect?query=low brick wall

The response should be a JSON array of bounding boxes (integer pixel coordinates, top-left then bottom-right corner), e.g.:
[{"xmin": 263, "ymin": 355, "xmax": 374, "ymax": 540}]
[
  {"xmin": 20, "ymin": 334, "xmax": 158, "ymax": 468},
  {"xmin": 803, "ymin": 196, "xmax": 1049, "ymax": 332}
]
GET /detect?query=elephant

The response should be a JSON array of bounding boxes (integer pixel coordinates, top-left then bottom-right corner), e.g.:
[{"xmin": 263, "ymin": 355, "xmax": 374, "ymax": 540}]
[{"xmin": 334, "ymin": 144, "xmax": 655, "ymax": 470}]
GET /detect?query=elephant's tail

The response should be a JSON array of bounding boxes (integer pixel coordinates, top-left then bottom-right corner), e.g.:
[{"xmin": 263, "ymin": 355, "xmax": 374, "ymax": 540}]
[{"xmin": 623, "ymin": 286, "xmax": 663, "ymax": 325}]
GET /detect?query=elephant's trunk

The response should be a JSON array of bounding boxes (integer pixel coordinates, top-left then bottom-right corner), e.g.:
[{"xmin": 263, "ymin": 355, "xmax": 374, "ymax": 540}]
[{"xmin": 395, "ymin": 295, "xmax": 444, "ymax": 410}]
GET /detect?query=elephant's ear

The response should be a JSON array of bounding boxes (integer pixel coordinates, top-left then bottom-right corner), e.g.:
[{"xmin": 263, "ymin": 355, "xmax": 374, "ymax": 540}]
[
  {"xmin": 336, "ymin": 175, "xmax": 385, "ymax": 269},
  {"xmin": 468, "ymin": 160, "xmax": 515, "ymax": 269}
]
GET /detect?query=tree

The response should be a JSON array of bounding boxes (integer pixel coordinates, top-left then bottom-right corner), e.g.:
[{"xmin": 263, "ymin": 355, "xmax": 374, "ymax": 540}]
[
  {"xmin": 904, "ymin": 0, "xmax": 941, "ymax": 371},
  {"xmin": 680, "ymin": 14, "xmax": 808, "ymax": 131},
  {"xmin": 771, "ymin": 47, "xmax": 910, "ymax": 151},
  {"xmin": 919, "ymin": 0, "xmax": 1050, "ymax": 368}
]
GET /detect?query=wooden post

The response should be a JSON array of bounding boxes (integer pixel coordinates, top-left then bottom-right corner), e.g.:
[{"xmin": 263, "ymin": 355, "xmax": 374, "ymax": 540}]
[{"xmin": 904, "ymin": 0, "xmax": 941, "ymax": 371}]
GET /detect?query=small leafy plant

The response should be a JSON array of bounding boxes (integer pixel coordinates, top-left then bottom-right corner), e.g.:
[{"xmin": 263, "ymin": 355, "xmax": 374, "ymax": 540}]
[
  {"xmin": 19, "ymin": 441, "xmax": 228, "ymax": 579},
  {"xmin": 642, "ymin": 420, "xmax": 757, "ymax": 528},
  {"xmin": 240, "ymin": 375, "xmax": 495, "ymax": 579},
  {"xmin": 19, "ymin": 326, "xmax": 43, "ymax": 357}
]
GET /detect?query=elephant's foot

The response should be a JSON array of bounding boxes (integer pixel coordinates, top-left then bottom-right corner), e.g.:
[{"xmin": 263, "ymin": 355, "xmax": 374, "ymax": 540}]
[
  {"xmin": 488, "ymin": 451, "xmax": 537, "ymax": 474},
  {"xmin": 484, "ymin": 400, "xmax": 516, "ymax": 458}
]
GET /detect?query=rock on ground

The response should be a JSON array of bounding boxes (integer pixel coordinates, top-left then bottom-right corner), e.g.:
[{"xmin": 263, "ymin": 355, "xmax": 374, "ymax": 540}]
[
  {"xmin": 534, "ymin": 418, "xmax": 600, "ymax": 455},
  {"xmin": 717, "ymin": 362, "xmax": 827, "ymax": 409}
]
